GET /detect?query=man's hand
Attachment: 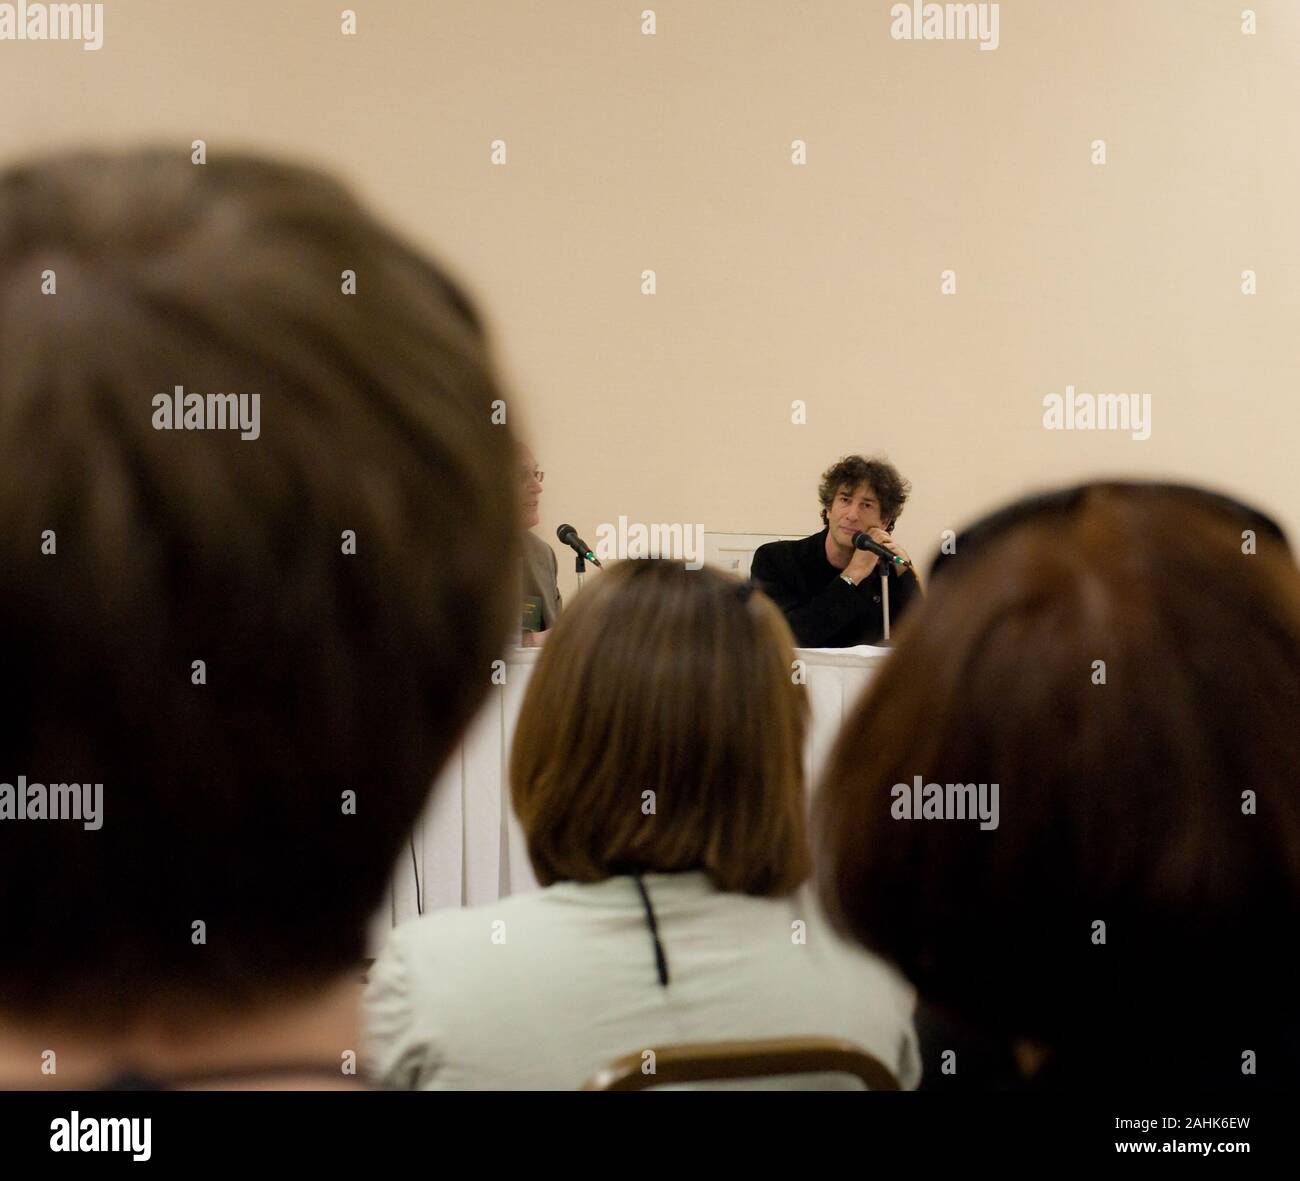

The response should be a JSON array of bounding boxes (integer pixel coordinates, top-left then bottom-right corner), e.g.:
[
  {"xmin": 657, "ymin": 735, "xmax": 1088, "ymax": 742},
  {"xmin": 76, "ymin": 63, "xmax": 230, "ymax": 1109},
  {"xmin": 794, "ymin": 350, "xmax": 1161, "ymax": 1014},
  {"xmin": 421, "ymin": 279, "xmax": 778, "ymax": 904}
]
[
  {"xmin": 843, "ymin": 527, "xmax": 912, "ymax": 584},
  {"xmin": 866, "ymin": 526, "xmax": 912, "ymax": 571},
  {"xmin": 521, "ymin": 628, "xmax": 551, "ymax": 648},
  {"xmin": 844, "ymin": 545, "xmax": 880, "ymax": 583}
]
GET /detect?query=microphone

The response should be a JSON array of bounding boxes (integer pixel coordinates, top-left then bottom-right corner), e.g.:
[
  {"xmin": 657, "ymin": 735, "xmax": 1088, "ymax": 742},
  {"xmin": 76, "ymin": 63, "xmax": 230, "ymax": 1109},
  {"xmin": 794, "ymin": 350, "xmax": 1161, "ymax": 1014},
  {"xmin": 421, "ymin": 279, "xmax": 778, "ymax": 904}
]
[
  {"xmin": 851, "ymin": 531, "xmax": 911, "ymax": 570},
  {"xmin": 557, "ymin": 524, "xmax": 602, "ymax": 568}
]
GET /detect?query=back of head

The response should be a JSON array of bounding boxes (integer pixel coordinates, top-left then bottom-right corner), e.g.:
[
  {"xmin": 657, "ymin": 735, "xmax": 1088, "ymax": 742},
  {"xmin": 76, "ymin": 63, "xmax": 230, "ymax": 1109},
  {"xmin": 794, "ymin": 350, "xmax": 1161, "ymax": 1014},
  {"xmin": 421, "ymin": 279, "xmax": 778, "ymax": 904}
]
[
  {"xmin": 0, "ymin": 150, "xmax": 518, "ymax": 1027},
  {"xmin": 511, "ymin": 559, "xmax": 810, "ymax": 896},
  {"xmin": 815, "ymin": 482, "xmax": 1300, "ymax": 1062}
]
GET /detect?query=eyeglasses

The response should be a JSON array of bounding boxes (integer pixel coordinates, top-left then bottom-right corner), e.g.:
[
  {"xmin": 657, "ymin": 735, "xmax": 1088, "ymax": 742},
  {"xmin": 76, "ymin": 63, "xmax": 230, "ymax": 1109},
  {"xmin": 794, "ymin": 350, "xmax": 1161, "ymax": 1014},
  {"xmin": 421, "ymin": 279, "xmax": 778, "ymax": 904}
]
[{"xmin": 519, "ymin": 467, "xmax": 545, "ymax": 485}]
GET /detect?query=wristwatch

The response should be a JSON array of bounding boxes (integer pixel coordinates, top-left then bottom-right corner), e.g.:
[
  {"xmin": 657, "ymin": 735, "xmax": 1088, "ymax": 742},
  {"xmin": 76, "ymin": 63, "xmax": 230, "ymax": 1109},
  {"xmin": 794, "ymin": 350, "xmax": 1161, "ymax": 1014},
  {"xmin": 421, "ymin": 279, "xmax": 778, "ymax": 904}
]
[{"xmin": 840, "ymin": 573, "xmax": 857, "ymax": 588}]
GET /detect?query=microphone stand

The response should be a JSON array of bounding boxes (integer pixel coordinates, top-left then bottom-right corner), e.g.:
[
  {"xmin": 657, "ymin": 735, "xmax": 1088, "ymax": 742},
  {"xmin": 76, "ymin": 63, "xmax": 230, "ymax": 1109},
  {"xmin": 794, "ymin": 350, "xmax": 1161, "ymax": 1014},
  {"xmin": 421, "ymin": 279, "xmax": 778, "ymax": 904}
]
[
  {"xmin": 851, "ymin": 531, "xmax": 907, "ymax": 646},
  {"xmin": 881, "ymin": 564, "xmax": 891, "ymax": 643},
  {"xmin": 575, "ymin": 550, "xmax": 587, "ymax": 590}
]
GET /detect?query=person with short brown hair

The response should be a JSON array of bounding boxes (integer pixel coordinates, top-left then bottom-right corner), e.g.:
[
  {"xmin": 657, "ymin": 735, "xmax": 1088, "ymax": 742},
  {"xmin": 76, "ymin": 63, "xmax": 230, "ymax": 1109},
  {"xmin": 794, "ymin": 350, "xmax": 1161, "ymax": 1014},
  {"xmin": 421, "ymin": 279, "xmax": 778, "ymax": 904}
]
[
  {"xmin": 364, "ymin": 559, "xmax": 920, "ymax": 1089},
  {"xmin": 814, "ymin": 481, "xmax": 1300, "ymax": 1089},
  {"xmin": 513, "ymin": 557, "xmax": 808, "ymax": 894}
]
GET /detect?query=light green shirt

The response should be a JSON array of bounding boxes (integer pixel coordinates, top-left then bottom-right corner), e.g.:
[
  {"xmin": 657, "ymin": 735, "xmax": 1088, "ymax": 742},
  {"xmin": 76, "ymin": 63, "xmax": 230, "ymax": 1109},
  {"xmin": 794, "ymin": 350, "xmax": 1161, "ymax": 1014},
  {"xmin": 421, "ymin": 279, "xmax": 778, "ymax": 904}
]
[{"xmin": 363, "ymin": 872, "xmax": 921, "ymax": 1090}]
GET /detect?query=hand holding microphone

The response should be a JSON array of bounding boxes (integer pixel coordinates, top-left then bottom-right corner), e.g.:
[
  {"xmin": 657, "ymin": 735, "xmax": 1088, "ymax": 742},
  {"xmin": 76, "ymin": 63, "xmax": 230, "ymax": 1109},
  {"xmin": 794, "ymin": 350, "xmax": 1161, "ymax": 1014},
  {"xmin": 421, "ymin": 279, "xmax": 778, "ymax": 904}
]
[{"xmin": 849, "ymin": 528, "xmax": 912, "ymax": 577}]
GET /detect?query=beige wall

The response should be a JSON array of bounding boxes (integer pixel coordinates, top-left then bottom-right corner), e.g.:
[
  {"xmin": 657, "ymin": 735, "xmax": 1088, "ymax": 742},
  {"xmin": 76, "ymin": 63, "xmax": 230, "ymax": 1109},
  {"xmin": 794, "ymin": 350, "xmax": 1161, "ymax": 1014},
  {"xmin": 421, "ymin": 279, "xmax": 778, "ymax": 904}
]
[{"xmin": 5, "ymin": 1, "xmax": 1297, "ymax": 599}]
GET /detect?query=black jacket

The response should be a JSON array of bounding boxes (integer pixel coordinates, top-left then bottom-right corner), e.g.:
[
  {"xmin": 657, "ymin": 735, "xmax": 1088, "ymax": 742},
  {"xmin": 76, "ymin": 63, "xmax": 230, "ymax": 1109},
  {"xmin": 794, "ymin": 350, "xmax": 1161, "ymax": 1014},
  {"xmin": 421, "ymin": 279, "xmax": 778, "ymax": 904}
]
[{"xmin": 750, "ymin": 528, "xmax": 921, "ymax": 647}]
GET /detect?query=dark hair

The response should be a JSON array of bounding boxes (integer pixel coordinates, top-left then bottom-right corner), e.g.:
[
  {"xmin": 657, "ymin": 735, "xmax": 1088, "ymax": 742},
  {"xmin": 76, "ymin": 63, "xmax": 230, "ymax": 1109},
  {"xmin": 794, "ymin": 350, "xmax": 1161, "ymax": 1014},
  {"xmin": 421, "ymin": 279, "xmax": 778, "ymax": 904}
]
[
  {"xmin": 818, "ymin": 455, "xmax": 910, "ymax": 529},
  {"xmin": 814, "ymin": 482, "xmax": 1300, "ymax": 1068},
  {"xmin": 0, "ymin": 150, "xmax": 519, "ymax": 1027},
  {"xmin": 511, "ymin": 559, "xmax": 810, "ymax": 895},
  {"xmin": 928, "ymin": 480, "xmax": 1289, "ymax": 584}
]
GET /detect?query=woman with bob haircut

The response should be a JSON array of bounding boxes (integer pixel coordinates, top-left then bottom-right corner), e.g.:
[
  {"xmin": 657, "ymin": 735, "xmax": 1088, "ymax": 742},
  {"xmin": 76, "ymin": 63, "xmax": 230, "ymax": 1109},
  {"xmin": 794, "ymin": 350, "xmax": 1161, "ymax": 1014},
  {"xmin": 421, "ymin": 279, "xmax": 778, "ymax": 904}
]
[
  {"xmin": 365, "ymin": 558, "xmax": 920, "ymax": 1089},
  {"xmin": 814, "ymin": 481, "xmax": 1300, "ymax": 1090}
]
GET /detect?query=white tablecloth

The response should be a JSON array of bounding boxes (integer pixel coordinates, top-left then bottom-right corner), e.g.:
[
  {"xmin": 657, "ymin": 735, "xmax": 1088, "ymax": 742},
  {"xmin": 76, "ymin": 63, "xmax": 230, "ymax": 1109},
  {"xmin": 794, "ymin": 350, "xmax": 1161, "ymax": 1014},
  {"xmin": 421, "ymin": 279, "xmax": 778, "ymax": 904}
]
[{"xmin": 371, "ymin": 645, "xmax": 888, "ymax": 947}]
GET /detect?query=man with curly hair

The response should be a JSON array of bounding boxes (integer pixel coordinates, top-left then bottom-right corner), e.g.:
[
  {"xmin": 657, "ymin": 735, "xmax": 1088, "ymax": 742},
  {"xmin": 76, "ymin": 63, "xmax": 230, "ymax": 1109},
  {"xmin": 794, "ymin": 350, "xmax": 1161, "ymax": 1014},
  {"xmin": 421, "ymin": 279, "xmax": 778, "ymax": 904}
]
[{"xmin": 750, "ymin": 455, "xmax": 921, "ymax": 647}]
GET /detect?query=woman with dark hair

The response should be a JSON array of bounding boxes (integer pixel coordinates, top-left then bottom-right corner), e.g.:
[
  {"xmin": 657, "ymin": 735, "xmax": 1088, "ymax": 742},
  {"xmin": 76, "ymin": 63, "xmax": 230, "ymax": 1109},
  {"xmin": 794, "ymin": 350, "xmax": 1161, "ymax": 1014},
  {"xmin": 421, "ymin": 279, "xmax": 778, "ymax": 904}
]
[
  {"xmin": 0, "ymin": 150, "xmax": 518, "ymax": 1089},
  {"xmin": 814, "ymin": 481, "xmax": 1300, "ymax": 1089},
  {"xmin": 365, "ymin": 559, "xmax": 920, "ymax": 1089}
]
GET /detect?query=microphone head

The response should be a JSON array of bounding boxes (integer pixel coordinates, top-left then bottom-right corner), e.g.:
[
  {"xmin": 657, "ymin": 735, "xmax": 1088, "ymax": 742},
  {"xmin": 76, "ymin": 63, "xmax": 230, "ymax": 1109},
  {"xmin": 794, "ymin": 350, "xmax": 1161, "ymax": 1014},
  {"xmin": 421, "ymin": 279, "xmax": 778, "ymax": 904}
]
[
  {"xmin": 556, "ymin": 523, "xmax": 602, "ymax": 568},
  {"xmin": 851, "ymin": 530, "xmax": 910, "ymax": 568}
]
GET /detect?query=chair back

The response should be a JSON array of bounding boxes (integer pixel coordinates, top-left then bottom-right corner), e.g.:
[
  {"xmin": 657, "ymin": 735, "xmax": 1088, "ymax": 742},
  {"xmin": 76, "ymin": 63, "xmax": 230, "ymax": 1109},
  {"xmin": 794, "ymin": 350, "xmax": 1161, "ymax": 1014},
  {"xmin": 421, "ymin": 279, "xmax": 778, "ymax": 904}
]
[{"xmin": 582, "ymin": 1036, "xmax": 902, "ymax": 1091}]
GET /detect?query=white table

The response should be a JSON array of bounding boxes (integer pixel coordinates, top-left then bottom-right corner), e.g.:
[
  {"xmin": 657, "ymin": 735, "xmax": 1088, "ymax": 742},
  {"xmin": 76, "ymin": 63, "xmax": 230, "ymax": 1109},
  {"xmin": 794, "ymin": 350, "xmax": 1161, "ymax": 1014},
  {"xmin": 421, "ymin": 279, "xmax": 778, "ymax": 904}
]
[{"xmin": 372, "ymin": 645, "xmax": 888, "ymax": 946}]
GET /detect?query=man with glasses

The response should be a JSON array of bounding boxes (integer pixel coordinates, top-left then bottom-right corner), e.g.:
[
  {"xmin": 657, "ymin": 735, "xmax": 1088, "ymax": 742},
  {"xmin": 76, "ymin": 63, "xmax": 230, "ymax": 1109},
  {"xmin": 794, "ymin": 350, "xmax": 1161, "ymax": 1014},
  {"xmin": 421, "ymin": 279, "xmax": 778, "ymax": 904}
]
[{"xmin": 520, "ymin": 444, "xmax": 562, "ymax": 646}]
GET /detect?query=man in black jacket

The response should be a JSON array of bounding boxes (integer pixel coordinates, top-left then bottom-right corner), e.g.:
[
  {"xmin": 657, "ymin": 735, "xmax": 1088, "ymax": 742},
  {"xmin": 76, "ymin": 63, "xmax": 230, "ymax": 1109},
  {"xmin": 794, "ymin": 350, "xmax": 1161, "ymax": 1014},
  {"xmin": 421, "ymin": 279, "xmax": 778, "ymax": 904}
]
[{"xmin": 750, "ymin": 455, "xmax": 920, "ymax": 647}]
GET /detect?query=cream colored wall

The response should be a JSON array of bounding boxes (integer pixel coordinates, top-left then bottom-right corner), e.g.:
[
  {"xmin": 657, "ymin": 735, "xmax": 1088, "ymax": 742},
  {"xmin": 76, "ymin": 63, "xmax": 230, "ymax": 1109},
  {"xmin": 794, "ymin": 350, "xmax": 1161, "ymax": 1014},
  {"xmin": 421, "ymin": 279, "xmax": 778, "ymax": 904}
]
[{"xmin": 4, "ymin": 1, "xmax": 1297, "ymax": 600}]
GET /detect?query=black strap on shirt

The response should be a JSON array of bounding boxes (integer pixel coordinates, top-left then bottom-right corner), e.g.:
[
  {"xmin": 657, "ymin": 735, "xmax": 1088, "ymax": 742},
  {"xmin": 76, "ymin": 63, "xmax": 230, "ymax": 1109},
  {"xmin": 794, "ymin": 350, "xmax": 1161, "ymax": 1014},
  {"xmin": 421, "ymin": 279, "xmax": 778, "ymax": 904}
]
[{"xmin": 632, "ymin": 873, "xmax": 670, "ymax": 988}]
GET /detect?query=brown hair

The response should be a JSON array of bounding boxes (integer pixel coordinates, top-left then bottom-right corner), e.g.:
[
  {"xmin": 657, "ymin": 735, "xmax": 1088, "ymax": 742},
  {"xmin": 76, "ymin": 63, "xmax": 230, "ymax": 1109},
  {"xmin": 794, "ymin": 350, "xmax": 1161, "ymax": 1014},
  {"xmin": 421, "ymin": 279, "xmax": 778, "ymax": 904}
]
[
  {"xmin": 0, "ymin": 150, "xmax": 518, "ymax": 1026},
  {"xmin": 511, "ymin": 559, "xmax": 810, "ymax": 894},
  {"xmin": 814, "ymin": 483, "xmax": 1300, "ymax": 1052},
  {"xmin": 818, "ymin": 455, "xmax": 911, "ymax": 529}
]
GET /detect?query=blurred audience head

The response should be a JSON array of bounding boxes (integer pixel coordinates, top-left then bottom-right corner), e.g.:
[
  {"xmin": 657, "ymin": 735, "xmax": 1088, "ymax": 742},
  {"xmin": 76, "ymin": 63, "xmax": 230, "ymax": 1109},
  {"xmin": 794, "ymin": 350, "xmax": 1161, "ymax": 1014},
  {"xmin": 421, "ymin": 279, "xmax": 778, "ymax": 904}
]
[
  {"xmin": 815, "ymin": 481, "xmax": 1300, "ymax": 1082},
  {"xmin": 511, "ymin": 558, "xmax": 810, "ymax": 895},
  {"xmin": 0, "ymin": 150, "xmax": 518, "ymax": 1037}
]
